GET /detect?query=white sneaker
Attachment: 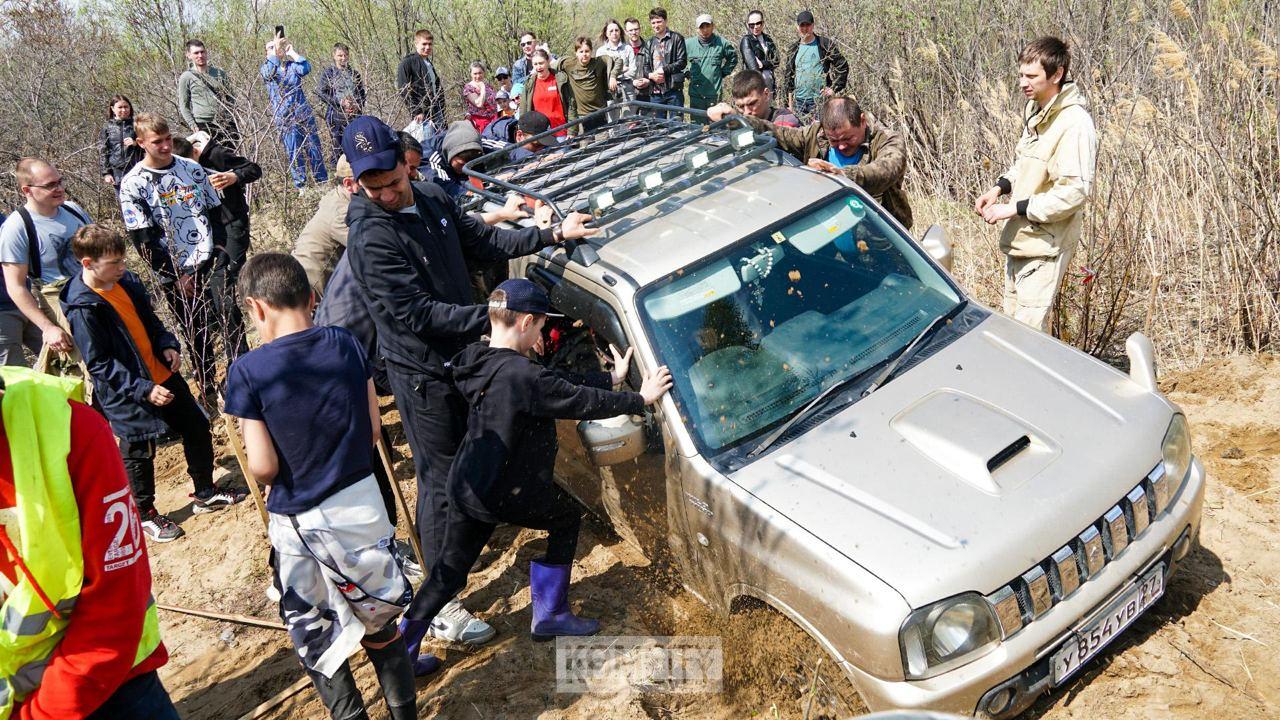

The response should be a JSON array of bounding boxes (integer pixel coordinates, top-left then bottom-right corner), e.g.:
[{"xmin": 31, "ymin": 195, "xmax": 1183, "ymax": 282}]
[{"xmin": 429, "ymin": 598, "xmax": 496, "ymax": 645}]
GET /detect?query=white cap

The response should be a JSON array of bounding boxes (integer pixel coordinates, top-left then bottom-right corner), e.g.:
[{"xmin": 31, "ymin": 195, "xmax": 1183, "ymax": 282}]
[{"xmin": 695, "ymin": 13, "xmax": 714, "ymax": 26}]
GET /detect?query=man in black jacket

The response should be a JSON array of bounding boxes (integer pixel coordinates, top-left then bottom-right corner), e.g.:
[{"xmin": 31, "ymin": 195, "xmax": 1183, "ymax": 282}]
[
  {"xmin": 738, "ymin": 10, "xmax": 780, "ymax": 96},
  {"xmin": 645, "ymin": 8, "xmax": 687, "ymax": 116},
  {"xmin": 173, "ymin": 133, "xmax": 261, "ymax": 360},
  {"xmin": 395, "ymin": 29, "xmax": 445, "ymax": 131},
  {"xmin": 400, "ymin": 279, "xmax": 671, "ymax": 669},
  {"xmin": 783, "ymin": 10, "xmax": 849, "ymax": 120},
  {"xmin": 340, "ymin": 115, "xmax": 598, "ymax": 651}
]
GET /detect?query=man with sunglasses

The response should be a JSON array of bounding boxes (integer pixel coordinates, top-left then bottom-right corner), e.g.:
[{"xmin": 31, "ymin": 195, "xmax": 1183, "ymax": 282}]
[
  {"xmin": 738, "ymin": 10, "xmax": 780, "ymax": 97},
  {"xmin": 0, "ymin": 158, "xmax": 91, "ymax": 367},
  {"xmin": 510, "ymin": 32, "xmax": 553, "ymax": 98}
]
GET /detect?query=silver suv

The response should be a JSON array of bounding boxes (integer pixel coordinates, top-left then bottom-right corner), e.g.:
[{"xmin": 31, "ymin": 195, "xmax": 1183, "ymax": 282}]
[{"xmin": 466, "ymin": 105, "xmax": 1205, "ymax": 718}]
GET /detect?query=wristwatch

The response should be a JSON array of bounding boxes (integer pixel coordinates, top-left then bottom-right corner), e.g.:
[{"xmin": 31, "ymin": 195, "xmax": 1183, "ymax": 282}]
[{"xmin": 552, "ymin": 223, "xmax": 565, "ymax": 243}]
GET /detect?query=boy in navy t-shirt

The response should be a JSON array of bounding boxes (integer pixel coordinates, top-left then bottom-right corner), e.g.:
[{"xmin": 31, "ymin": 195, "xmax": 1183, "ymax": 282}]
[{"xmin": 224, "ymin": 253, "xmax": 418, "ymax": 720}]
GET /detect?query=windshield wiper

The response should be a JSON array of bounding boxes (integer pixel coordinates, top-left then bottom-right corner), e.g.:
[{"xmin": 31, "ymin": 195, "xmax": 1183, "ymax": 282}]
[
  {"xmin": 745, "ymin": 300, "xmax": 968, "ymax": 459},
  {"xmin": 747, "ymin": 362, "xmax": 884, "ymax": 458},
  {"xmin": 861, "ymin": 300, "xmax": 968, "ymax": 398}
]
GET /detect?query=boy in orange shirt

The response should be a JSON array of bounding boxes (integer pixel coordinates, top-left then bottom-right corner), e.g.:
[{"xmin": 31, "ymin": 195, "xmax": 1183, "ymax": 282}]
[{"xmin": 60, "ymin": 225, "xmax": 243, "ymax": 542}]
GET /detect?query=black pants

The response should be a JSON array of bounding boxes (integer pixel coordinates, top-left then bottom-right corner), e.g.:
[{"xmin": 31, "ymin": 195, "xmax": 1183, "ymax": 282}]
[
  {"xmin": 326, "ymin": 116, "xmax": 350, "ymax": 168},
  {"xmin": 157, "ymin": 275, "xmax": 216, "ymax": 397},
  {"xmin": 406, "ymin": 480, "xmax": 581, "ymax": 623},
  {"xmin": 209, "ymin": 216, "xmax": 251, "ymax": 361},
  {"xmin": 306, "ymin": 621, "xmax": 416, "ymax": 720},
  {"xmin": 384, "ymin": 368, "xmax": 468, "ymax": 567},
  {"xmin": 87, "ymin": 670, "xmax": 180, "ymax": 720},
  {"xmin": 120, "ymin": 374, "xmax": 214, "ymax": 513}
]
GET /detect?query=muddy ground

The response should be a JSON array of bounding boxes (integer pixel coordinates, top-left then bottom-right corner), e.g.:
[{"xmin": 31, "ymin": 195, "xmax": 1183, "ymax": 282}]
[{"xmin": 149, "ymin": 354, "xmax": 1280, "ymax": 719}]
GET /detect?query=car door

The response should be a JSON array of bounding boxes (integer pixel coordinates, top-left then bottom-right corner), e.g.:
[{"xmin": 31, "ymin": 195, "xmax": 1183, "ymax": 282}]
[{"xmin": 526, "ymin": 264, "xmax": 672, "ymax": 559}]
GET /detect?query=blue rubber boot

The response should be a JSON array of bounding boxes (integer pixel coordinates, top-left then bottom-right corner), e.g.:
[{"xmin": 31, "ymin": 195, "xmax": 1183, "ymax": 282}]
[
  {"xmin": 529, "ymin": 559, "xmax": 600, "ymax": 642},
  {"xmin": 397, "ymin": 616, "xmax": 442, "ymax": 676}
]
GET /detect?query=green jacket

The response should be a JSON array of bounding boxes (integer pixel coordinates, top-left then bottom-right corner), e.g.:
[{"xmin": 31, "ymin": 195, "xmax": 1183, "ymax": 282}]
[
  {"xmin": 553, "ymin": 56, "xmax": 616, "ymax": 117},
  {"xmin": 685, "ymin": 34, "xmax": 737, "ymax": 106},
  {"xmin": 741, "ymin": 111, "xmax": 913, "ymax": 229}
]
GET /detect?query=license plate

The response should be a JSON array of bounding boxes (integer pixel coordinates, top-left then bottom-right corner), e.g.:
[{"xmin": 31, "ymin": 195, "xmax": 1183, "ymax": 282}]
[{"xmin": 1051, "ymin": 564, "xmax": 1165, "ymax": 685}]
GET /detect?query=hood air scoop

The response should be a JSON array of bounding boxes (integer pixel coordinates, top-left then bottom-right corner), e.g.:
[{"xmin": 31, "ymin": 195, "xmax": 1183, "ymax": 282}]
[{"xmin": 890, "ymin": 391, "xmax": 1060, "ymax": 495}]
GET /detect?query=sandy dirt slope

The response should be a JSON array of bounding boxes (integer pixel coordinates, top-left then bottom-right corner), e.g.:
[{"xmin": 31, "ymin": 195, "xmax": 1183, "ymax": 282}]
[{"xmin": 152, "ymin": 355, "xmax": 1279, "ymax": 719}]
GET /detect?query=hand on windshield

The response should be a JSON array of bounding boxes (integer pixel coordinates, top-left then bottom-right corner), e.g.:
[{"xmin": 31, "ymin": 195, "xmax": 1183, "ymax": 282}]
[
  {"xmin": 640, "ymin": 364, "xmax": 673, "ymax": 404},
  {"xmin": 607, "ymin": 344, "xmax": 633, "ymax": 386},
  {"xmin": 559, "ymin": 211, "xmax": 601, "ymax": 241}
]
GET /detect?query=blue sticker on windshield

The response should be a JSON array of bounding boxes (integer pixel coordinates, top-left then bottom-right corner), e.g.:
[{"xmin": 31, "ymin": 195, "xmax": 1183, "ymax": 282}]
[{"xmin": 847, "ymin": 198, "xmax": 864, "ymax": 212}]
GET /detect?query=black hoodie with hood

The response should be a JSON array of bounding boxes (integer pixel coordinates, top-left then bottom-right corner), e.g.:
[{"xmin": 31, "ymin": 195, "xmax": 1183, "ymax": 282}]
[
  {"xmin": 448, "ymin": 343, "xmax": 644, "ymax": 510},
  {"xmin": 346, "ymin": 181, "xmax": 556, "ymax": 377}
]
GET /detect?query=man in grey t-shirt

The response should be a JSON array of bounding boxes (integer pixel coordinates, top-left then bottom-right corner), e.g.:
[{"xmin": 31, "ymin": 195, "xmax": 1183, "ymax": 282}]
[
  {"xmin": 178, "ymin": 39, "xmax": 239, "ymax": 148},
  {"xmin": 0, "ymin": 158, "xmax": 91, "ymax": 367}
]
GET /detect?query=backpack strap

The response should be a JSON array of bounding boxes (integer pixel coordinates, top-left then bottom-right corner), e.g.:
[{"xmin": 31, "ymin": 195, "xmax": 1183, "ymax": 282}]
[
  {"xmin": 61, "ymin": 203, "xmax": 87, "ymax": 225},
  {"xmin": 15, "ymin": 208, "xmax": 40, "ymax": 280}
]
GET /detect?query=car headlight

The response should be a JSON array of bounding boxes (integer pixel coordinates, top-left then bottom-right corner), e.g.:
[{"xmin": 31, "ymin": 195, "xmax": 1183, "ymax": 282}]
[
  {"xmin": 899, "ymin": 593, "xmax": 1002, "ymax": 679},
  {"xmin": 1162, "ymin": 413, "xmax": 1192, "ymax": 488}
]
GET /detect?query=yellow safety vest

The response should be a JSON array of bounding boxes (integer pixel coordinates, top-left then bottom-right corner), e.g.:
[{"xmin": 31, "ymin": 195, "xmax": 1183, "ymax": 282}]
[{"xmin": 0, "ymin": 367, "xmax": 161, "ymax": 719}]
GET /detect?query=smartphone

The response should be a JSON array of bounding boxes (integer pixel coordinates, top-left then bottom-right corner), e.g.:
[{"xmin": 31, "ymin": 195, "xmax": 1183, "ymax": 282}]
[{"xmin": 274, "ymin": 24, "xmax": 285, "ymax": 38}]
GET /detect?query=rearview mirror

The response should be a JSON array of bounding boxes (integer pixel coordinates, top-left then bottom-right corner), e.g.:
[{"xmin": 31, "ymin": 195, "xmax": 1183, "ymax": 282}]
[
  {"xmin": 578, "ymin": 414, "xmax": 646, "ymax": 466},
  {"xmin": 920, "ymin": 224, "xmax": 953, "ymax": 272}
]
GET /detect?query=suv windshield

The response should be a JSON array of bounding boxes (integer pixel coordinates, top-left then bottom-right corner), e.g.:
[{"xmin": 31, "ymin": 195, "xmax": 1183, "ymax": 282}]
[{"xmin": 637, "ymin": 192, "xmax": 962, "ymax": 453}]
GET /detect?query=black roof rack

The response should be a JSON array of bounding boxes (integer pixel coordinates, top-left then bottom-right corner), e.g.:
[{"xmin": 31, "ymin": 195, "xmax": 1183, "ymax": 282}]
[{"xmin": 461, "ymin": 101, "xmax": 779, "ymax": 228}]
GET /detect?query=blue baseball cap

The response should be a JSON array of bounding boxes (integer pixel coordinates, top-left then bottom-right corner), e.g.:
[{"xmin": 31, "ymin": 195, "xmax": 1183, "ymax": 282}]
[
  {"xmin": 341, "ymin": 116, "xmax": 400, "ymax": 179},
  {"xmin": 490, "ymin": 279, "xmax": 563, "ymax": 317}
]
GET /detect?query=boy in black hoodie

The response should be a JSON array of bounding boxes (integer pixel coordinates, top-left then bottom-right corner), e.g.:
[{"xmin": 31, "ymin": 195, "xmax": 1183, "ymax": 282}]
[{"xmin": 398, "ymin": 278, "xmax": 672, "ymax": 672}]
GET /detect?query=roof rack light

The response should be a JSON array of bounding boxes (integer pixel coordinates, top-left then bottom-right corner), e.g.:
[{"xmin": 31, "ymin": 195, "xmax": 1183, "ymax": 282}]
[
  {"xmin": 731, "ymin": 128, "xmax": 756, "ymax": 149},
  {"xmin": 687, "ymin": 150, "xmax": 711, "ymax": 170},
  {"xmin": 641, "ymin": 171, "xmax": 664, "ymax": 191},
  {"xmin": 590, "ymin": 190, "xmax": 616, "ymax": 213}
]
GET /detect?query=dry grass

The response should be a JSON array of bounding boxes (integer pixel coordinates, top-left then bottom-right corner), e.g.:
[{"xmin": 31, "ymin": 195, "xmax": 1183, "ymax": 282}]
[{"xmin": 0, "ymin": 0, "xmax": 1275, "ymax": 369}]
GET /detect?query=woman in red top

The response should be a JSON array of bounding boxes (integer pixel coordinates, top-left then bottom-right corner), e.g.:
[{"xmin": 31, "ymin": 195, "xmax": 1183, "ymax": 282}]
[
  {"xmin": 462, "ymin": 61, "xmax": 498, "ymax": 133},
  {"xmin": 520, "ymin": 49, "xmax": 567, "ymax": 137}
]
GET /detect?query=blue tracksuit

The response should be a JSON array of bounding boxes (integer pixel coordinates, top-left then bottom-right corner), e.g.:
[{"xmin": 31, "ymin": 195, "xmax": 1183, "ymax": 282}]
[{"xmin": 261, "ymin": 55, "xmax": 328, "ymax": 187}]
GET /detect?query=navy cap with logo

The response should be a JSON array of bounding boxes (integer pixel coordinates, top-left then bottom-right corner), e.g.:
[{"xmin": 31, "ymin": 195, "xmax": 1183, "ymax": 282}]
[
  {"xmin": 341, "ymin": 116, "xmax": 401, "ymax": 179},
  {"xmin": 490, "ymin": 279, "xmax": 563, "ymax": 317},
  {"xmin": 796, "ymin": 10, "xmax": 815, "ymax": 24}
]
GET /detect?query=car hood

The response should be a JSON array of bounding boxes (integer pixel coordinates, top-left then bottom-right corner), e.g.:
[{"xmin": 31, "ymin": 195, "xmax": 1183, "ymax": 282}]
[{"xmin": 727, "ymin": 313, "xmax": 1177, "ymax": 608}]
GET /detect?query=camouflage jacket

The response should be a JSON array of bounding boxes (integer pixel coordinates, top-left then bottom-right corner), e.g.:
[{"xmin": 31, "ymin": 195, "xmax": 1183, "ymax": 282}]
[{"xmin": 741, "ymin": 112, "xmax": 913, "ymax": 229}]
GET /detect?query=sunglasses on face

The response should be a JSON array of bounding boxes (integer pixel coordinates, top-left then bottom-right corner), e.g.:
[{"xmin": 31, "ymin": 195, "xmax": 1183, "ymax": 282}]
[
  {"xmin": 747, "ymin": 21, "xmax": 763, "ymax": 27},
  {"xmin": 521, "ymin": 40, "xmax": 535, "ymax": 46}
]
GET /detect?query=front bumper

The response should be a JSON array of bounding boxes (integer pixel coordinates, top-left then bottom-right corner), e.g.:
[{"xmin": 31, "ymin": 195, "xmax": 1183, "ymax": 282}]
[{"xmin": 842, "ymin": 457, "xmax": 1207, "ymax": 716}]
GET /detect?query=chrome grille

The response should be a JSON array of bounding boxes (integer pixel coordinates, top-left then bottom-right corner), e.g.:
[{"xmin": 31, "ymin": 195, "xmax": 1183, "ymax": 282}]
[{"xmin": 987, "ymin": 463, "xmax": 1179, "ymax": 639}]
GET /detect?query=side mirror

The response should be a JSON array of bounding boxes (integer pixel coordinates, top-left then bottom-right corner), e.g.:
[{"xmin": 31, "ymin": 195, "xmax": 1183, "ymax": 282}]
[
  {"xmin": 578, "ymin": 414, "xmax": 646, "ymax": 466},
  {"xmin": 920, "ymin": 224, "xmax": 953, "ymax": 272}
]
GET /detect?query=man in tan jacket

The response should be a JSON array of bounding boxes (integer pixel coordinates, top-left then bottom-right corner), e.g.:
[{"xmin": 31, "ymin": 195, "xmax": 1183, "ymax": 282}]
[
  {"xmin": 293, "ymin": 155, "xmax": 357, "ymax": 297},
  {"xmin": 708, "ymin": 96, "xmax": 913, "ymax": 229},
  {"xmin": 975, "ymin": 36, "xmax": 1097, "ymax": 332}
]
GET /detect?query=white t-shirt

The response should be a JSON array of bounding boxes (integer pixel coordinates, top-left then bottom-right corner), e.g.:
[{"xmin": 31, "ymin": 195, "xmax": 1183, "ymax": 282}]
[
  {"xmin": 0, "ymin": 201, "xmax": 91, "ymax": 283},
  {"xmin": 118, "ymin": 157, "xmax": 222, "ymax": 271}
]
